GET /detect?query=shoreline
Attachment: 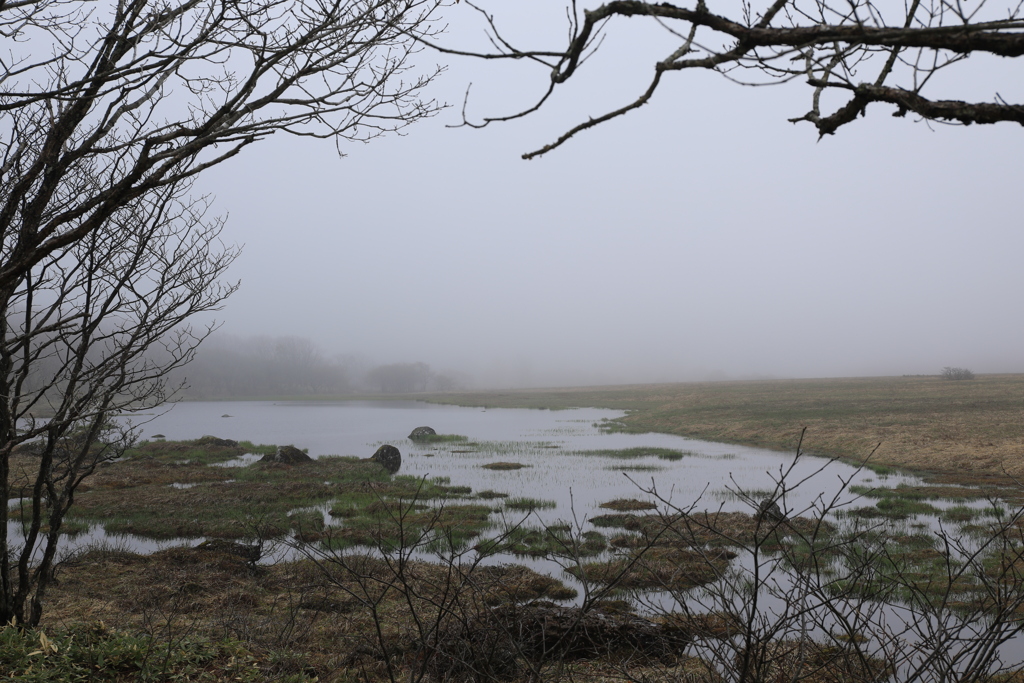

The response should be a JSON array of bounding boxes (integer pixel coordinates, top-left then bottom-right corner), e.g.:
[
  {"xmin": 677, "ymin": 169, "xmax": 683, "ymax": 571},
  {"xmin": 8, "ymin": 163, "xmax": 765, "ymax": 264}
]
[
  {"xmin": 413, "ymin": 374, "xmax": 1024, "ymax": 487},
  {"xmin": 166, "ymin": 373, "xmax": 1023, "ymax": 485}
]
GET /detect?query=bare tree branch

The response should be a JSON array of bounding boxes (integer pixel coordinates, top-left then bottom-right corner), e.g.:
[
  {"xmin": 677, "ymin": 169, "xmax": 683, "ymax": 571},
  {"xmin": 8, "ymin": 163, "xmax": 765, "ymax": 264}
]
[
  {"xmin": 0, "ymin": 0, "xmax": 450, "ymax": 626},
  {"xmin": 434, "ymin": 0, "xmax": 1024, "ymax": 155}
]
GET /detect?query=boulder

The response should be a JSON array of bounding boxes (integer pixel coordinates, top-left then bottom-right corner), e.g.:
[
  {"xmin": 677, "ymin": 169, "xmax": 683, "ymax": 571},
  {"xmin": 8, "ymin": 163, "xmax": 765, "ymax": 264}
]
[
  {"xmin": 260, "ymin": 445, "xmax": 313, "ymax": 465},
  {"xmin": 369, "ymin": 445, "xmax": 401, "ymax": 473},
  {"xmin": 757, "ymin": 498, "xmax": 786, "ymax": 523},
  {"xmin": 408, "ymin": 426, "xmax": 437, "ymax": 439}
]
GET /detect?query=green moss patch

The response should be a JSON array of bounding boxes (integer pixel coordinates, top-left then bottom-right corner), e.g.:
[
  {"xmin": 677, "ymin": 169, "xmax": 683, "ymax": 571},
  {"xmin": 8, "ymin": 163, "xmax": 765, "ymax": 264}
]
[{"xmin": 481, "ymin": 462, "xmax": 529, "ymax": 470}]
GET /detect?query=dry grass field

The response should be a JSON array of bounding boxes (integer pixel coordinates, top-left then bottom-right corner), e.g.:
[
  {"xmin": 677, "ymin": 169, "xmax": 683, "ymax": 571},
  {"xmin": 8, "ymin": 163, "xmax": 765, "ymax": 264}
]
[{"xmin": 423, "ymin": 374, "xmax": 1024, "ymax": 484}]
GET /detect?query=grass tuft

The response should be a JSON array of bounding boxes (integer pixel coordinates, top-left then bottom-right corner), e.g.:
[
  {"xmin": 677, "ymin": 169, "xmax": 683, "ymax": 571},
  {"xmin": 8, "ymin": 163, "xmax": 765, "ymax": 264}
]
[
  {"xmin": 505, "ymin": 497, "xmax": 557, "ymax": 512},
  {"xmin": 577, "ymin": 447, "xmax": 697, "ymax": 461}
]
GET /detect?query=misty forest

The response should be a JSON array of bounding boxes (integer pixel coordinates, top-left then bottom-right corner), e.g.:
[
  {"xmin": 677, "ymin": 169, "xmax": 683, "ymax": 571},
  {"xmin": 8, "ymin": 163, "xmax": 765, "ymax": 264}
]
[{"xmin": 2, "ymin": 0, "xmax": 1023, "ymax": 681}]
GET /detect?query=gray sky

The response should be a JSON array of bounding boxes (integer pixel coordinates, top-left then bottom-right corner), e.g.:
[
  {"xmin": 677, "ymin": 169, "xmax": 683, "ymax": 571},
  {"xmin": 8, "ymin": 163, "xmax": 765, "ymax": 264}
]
[{"xmin": 196, "ymin": 2, "xmax": 1024, "ymax": 388}]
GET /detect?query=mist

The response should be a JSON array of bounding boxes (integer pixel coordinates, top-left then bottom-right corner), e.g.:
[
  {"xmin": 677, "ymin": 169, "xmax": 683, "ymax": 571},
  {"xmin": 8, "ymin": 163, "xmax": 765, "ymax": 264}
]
[{"xmin": 189, "ymin": 3, "xmax": 1024, "ymax": 389}]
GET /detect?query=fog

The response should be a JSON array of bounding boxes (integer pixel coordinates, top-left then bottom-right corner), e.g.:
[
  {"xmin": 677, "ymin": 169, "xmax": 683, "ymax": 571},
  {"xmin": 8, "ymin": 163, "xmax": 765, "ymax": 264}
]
[{"xmin": 191, "ymin": 2, "xmax": 1024, "ymax": 390}]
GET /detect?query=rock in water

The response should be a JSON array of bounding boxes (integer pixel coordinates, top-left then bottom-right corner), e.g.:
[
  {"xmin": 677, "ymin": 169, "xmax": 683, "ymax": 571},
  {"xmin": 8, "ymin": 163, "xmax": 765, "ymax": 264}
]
[
  {"xmin": 370, "ymin": 445, "xmax": 401, "ymax": 473},
  {"xmin": 260, "ymin": 445, "xmax": 313, "ymax": 464},
  {"xmin": 757, "ymin": 498, "xmax": 786, "ymax": 523},
  {"xmin": 408, "ymin": 426, "xmax": 437, "ymax": 439}
]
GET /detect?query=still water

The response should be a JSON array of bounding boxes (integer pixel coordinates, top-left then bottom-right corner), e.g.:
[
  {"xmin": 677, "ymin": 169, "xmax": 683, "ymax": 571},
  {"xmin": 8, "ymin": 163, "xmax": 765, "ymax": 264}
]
[
  {"xmin": 129, "ymin": 399, "xmax": 906, "ymax": 526},
  {"xmin": 38, "ymin": 400, "xmax": 1017, "ymax": 671}
]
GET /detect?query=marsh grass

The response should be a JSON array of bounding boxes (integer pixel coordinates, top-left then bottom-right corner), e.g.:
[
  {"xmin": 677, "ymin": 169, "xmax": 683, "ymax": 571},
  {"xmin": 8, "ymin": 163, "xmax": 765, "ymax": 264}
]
[
  {"xmin": 421, "ymin": 374, "xmax": 1024, "ymax": 482},
  {"xmin": 505, "ymin": 497, "xmax": 557, "ymax": 512},
  {"xmin": 56, "ymin": 439, "xmax": 487, "ymax": 544},
  {"xmin": 408, "ymin": 433, "xmax": 469, "ymax": 444},
  {"xmin": 864, "ymin": 463, "xmax": 898, "ymax": 477},
  {"xmin": 72, "ymin": 474, "xmax": 370, "ymax": 540},
  {"xmin": 594, "ymin": 419, "xmax": 634, "ymax": 434},
  {"xmin": 25, "ymin": 428, "xmax": 1024, "ymax": 683},
  {"xmin": 607, "ymin": 510, "xmax": 835, "ymax": 557},
  {"xmin": 565, "ymin": 546, "xmax": 734, "ymax": 591},
  {"xmin": 840, "ymin": 498, "xmax": 941, "ymax": 520},
  {"xmin": 876, "ymin": 498, "xmax": 941, "ymax": 516},
  {"xmin": 322, "ymin": 502, "xmax": 496, "ymax": 551},
  {"xmin": 23, "ymin": 429, "xmax": 1024, "ymax": 682},
  {"xmin": 941, "ymin": 504, "xmax": 1005, "ymax": 523},
  {"xmin": 590, "ymin": 513, "xmax": 639, "ymax": 529},
  {"xmin": 433, "ymin": 440, "xmax": 564, "ymax": 459},
  {"xmin": 0, "ymin": 623, "xmax": 264, "ymax": 682},
  {"xmin": 477, "ymin": 525, "xmax": 607, "ymax": 558},
  {"xmin": 840, "ymin": 483, "xmax": 1015, "ymax": 521},
  {"xmin": 849, "ymin": 483, "xmax": 997, "ymax": 502},
  {"xmin": 603, "ymin": 464, "xmax": 665, "ymax": 472},
  {"xmin": 712, "ymin": 488, "xmax": 776, "ymax": 503},
  {"xmin": 599, "ymin": 498, "xmax": 657, "ymax": 512},
  {"xmin": 327, "ymin": 491, "xmax": 381, "ymax": 518},
  {"xmin": 576, "ymin": 447, "xmax": 696, "ymax": 461},
  {"xmin": 833, "ymin": 529, "xmax": 976, "ymax": 600},
  {"xmin": 41, "ymin": 544, "xmax": 577, "ymax": 682},
  {"xmin": 129, "ymin": 436, "xmax": 277, "ymax": 465}
]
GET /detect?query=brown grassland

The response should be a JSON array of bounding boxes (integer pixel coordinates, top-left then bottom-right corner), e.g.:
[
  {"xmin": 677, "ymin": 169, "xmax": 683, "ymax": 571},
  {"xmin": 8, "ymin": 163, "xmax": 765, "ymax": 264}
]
[{"xmin": 423, "ymin": 373, "xmax": 1024, "ymax": 484}]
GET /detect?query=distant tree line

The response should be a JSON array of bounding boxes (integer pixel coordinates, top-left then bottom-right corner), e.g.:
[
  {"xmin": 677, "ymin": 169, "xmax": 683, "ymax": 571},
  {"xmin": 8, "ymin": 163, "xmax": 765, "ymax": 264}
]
[
  {"xmin": 169, "ymin": 334, "xmax": 464, "ymax": 398},
  {"xmin": 364, "ymin": 362, "xmax": 463, "ymax": 393}
]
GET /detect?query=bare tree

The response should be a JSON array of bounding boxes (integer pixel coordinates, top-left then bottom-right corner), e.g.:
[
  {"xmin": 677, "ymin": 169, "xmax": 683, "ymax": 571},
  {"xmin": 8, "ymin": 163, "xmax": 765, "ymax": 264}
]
[
  {"xmin": 942, "ymin": 366, "xmax": 976, "ymax": 380},
  {"xmin": 0, "ymin": 0, "xmax": 449, "ymax": 625},
  {"xmin": 0, "ymin": 0, "xmax": 447, "ymax": 290},
  {"xmin": 0, "ymin": 175, "xmax": 239, "ymax": 626},
  {"xmin": 174, "ymin": 334, "xmax": 353, "ymax": 398},
  {"xmin": 434, "ymin": 1, "xmax": 1024, "ymax": 158}
]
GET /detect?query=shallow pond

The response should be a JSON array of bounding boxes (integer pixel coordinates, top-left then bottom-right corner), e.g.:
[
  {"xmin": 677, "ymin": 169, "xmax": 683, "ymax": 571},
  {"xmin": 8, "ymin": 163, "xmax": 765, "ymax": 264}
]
[
  {"xmin": 14, "ymin": 397, "xmax": 1007, "ymax": 675},
  {"xmin": 127, "ymin": 399, "xmax": 910, "ymax": 527}
]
